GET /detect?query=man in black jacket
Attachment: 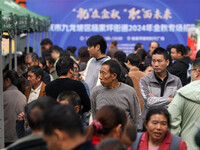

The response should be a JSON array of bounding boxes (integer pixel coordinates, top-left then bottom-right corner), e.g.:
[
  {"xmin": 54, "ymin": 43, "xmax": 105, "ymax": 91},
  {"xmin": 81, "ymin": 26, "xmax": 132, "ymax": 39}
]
[{"xmin": 168, "ymin": 44, "xmax": 191, "ymax": 86}]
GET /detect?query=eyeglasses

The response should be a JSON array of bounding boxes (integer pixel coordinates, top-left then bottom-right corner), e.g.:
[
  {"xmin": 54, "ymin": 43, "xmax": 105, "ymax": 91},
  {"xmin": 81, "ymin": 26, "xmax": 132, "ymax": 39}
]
[{"xmin": 188, "ymin": 69, "xmax": 197, "ymax": 74}]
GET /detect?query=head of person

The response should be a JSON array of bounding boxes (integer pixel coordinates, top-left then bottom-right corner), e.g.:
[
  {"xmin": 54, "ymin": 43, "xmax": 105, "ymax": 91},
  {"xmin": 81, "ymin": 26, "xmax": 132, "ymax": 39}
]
[
  {"xmin": 134, "ymin": 43, "xmax": 143, "ymax": 51},
  {"xmin": 126, "ymin": 53, "xmax": 141, "ymax": 68},
  {"xmin": 196, "ymin": 50, "xmax": 200, "ymax": 59},
  {"xmin": 25, "ymin": 53, "xmax": 39, "ymax": 68},
  {"xmin": 27, "ymin": 65, "xmax": 43, "ymax": 89},
  {"xmin": 71, "ymin": 62, "xmax": 80, "ymax": 80},
  {"xmin": 78, "ymin": 46, "xmax": 90, "ymax": 62},
  {"xmin": 86, "ymin": 35, "xmax": 107, "ymax": 58},
  {"xmin": 67, "ymin": 46, "xmax": 77, "ymax": 55},
  {"xmin": 149, "ymin": 41, "xmax": 159, "ymax": 56},
  {"xmin": 25, "ymin": 96, "xmax": 57, "ymax": 132},
  {"xmin": 45, "ymin": 56, "xmax": 55, "ymax": 70},
  {"xmin": 86, "ymin": 105, "xmax": 127, "ymax": 140},
  {"xmin": 100, "ymin": 60, "xmax": 121, "ymax": 88},
  {"xmin": 114, "ymin": 51, "xmax": 126, "ymax": 63},
  {"xmin": 40, "ymin": 38, "xmax": 53, "ymax": 52},
  {"xmin": 136, "ymin": 49, "xmax": 147, "ymax": 63},
  {"xmin": 56, "ymin": 56, "xmax": 74, "ymax": 77},
  {"xmin": 97, "ymin": 138, "xmax": 127, "ymax": 150},
  {"xmin": 190, "ymin": 58, "xmax": 200, "ymax": 81},
  {"xmin": 57, "ymin": 91, "xmax": 82, "ymax": 114},
  {"xmin": 38, "ymin": 57, "xmax": 47, "ymax": 70},
  {"xmin": 185, "ymin": 46, "xmax": 192, "ymax": 57},
  {"xmin": 3, "ymin": 70, "xmax": 25, "ymax": 93},
  {"xmin": 121, "ymin": 119, "xmax": 137, "ymax": 147},
  {"xmin": 143, "ymin": 63, "xmax": 153, "ymax": 75},
  {"xmin": 49, "ymin": 45, "xmax": 63, "ymax": 61},
  {"xmin": 152, "ymin": 47, "xmax": 169, "ymax": 75},
  {"xmin": 42, "ymin": 105, "xmax": 84, "ymax": 150},
  {"xmin": 170, "ymin": 44, "xmax": 186, "ymax": 60},
  {"xmin": 24, "ymin": 47, "xmax": 33, "ymax": 55},
  {"xmin": 144, "ymin": 106, "xmax": 171, "ymax": 144},
  {"xmin": 109, "ymin": 40, "xmax": 118, "ymax": 49}
]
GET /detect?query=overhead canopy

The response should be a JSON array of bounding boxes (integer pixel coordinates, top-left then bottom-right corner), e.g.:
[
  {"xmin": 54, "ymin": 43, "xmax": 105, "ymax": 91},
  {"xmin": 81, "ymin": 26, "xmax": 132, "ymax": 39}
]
[{"xmin": 0, "ymin": 0, "xmax": 51, "ymax": 34}]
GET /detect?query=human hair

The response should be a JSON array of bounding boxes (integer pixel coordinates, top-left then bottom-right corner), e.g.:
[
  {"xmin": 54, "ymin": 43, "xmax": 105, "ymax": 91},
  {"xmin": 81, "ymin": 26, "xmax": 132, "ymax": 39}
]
[
  {"xmin": 149, "ymin": 41, "xmax": 159, "ymax": 47},
  {"xmin": 196, "ymin": 50, "xmax": 200, "ymax": 59},
  {"xmin": 25, "ymin": 96, "xmax": 58, "ymax": 130},
  {"xmin": 192, "ymin": 58, "xmax": 200, "ymax": 70},
  {"xmin": 49, "ymin": 45, "xmax": 63, "ymax": 54},
  {"xmin": 86, "ymin": 105, "xmax": 127, "ymax": 139},
  {"xmin": 45, "ymin": 56, "xmax": 55, "ymax": 66},
  {"xmin": 124, "ymin": 119, "xmax": 137, "ymax": 143},
  {"xmin": 40, "ymin": 38, "xmax": 52, "ymax": 45},
  {"xmin": 171, "ymin": 44, "xmax": 187, "ymax": 56},
  {"xmin": 111, "ymin": 40, "xmax": 118, "ymax": 46},
  {"xmin": 42, "ymin": 105, "xmax": 83, "ymax": 136},
  {"xmin": 145, "ymin": 106, "xmax": 171, "ymax": 129},
  {"xmin": 152, "ymin": 47, "xmax": 169, "ymax": 60},
  {"xmin": 3, "ymin": 70, "xmax": 26, "ymax": 93},
  {"xmin": 67, "ymin": 46, "xmax": 77, "ymax": 54},
  {"xmin": 139, "ymin": 62, "xmax": 152, "ymax": 72},
  {"xmin": 78, "ymin": 46, "xmax": 90, "ymax": 62},
  {"xmin": 97, "ymin": 138, "xmax": 127, "ymax": 150},
  {"xmin": 28, "ymin": 65, "xmax": 44, "ymax": 79},
  {"xmin": 56, "ymin": 56, "xmax": 74, "ymax": 77},
  {"xmin": 114, "ymin": 51, "xmax": 126, "ymax": 63},
  {"xmin": 126, "ymin": 53, "xmax": 141, "ymax": 67},
  {"xmin": 57, "ymin": 91, "xmax": 81, "ymax": 109},
  {"xmin": 136, "ymin": 49, "xmax": 147, "ymax": 62},
  {"xmin": 102, "ymin": 59, "xmax": 121, "ymax": 80},
  {"xmin": 195, "ymin": 129, "xmax": 200, "ymax": 147},
  {"xmin": 60, "ymin": 50, "xmax": 70, "ymax": 57},
  {"xmin": 86, "ymin": 35, "xmax": 107, "ymax": 54},
  {"xmin": 134, "ymin": 43, "xmax": 143, "ymax": 50},
  {"xmin": 38, "ymin": 57, "xmax": 46, "ymax": 67},
  {"xmin": 26, "ymin": 52, "xmax": 39, "ymax": 62}
]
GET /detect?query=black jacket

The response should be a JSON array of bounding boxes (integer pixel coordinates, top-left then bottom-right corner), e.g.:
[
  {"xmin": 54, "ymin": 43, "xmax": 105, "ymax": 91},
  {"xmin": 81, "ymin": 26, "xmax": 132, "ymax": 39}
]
[{"xmin": 168, "ymin": 56, "xmax": 191, "ymax": 86}]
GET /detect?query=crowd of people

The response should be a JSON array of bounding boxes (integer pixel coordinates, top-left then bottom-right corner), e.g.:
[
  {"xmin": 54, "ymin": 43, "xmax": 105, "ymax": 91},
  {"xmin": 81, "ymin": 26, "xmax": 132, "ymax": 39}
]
[{"xmin": 2, "ymin": 34, "xmax": 200, "ymax": 150}]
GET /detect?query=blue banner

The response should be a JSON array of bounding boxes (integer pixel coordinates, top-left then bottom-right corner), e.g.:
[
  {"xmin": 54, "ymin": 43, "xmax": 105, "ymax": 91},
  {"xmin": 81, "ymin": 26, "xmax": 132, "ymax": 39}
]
[{"xmin": 27, "ymin": 0, "xmax": 199, "ymax": 54}]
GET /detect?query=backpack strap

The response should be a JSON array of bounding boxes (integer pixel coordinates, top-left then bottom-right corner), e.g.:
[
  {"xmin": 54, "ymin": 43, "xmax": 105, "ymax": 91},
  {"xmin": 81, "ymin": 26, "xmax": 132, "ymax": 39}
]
[
  {"xmin": 170, "ymin": 135, "xmax": 181, "ymax": 150},
  {"xmin": 132, "ymin": 132, "xmax": 144, "ymax": 150}
]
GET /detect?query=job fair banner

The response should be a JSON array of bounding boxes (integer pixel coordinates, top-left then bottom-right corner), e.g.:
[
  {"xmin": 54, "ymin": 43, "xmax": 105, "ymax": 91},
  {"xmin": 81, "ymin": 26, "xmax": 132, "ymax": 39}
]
[{"xmin": 26, "ymin": 0, "xmax": 199, "ymax": 54}]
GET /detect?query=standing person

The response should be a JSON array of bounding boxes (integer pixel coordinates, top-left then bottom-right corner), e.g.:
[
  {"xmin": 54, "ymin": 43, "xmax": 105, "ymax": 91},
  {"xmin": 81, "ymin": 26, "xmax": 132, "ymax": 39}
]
[
  {"xmin": 139, "ymin": 47, "xmax": 182, "ymax": 130},
  {"xmin": 107, "ymin": 40, "xmax": 120, "ymax": 58},
  {"xmin": 25, "ymin": 66, "xmax": 46, "ymax": 103},
  {"xmin": 3, "ymin": 70, "xmax": 26, "ymax": 147},
  {"xmin": 168, "ymin": 44, "xmax": 190, "ymax": 86},
  {"xmin": 45, "ymin": 56, "xmax": 91, "ymax": 113},
  {"xmin": 168, "ymin": 58, "xmax": 200, "ymax": 150},
  {"xmin": 78, "ymin": 46, "xmax": 90, "ymax": 71},
  {"xmin": 132, "ymin": 106, "xmax": 187, "ymax": 150},
  {"xmin": 42, "ymin": 105, "xmax": 96, "ymax": 150},
  {"xmin": 91, "ymin": 59, "xmax": 140, "ymax": 125},
  {"xmin": 134, "ymin": 43, "xmax": 143, "ymax": 54},
  {"xmin": 40, "ymin": 38, "xmax": 52, "ymax": 58},
  {"xmin": 82, "ymin": 35, "xmax": 110, "ymax": 92},
  {"xmin": 146, "ymin": 41, "xmax": 159, "ymax": 63}
]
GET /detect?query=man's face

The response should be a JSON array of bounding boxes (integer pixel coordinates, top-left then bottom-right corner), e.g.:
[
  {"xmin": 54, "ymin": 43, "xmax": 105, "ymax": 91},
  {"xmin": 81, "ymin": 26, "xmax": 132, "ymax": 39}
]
[
  {"xmin": 149, "ymin": 42, "xmax": 159, "ymax": 56},
  {"xmin": 27, "ymin": 71, "xmax": 41, "ymax": 87},
  {"xmin": 25, "ymin": 57, "xmax": 38, "ymax": 68},
  {"xmin": 44, "ymin": 133, "xmax": 62, "ymax": 150},
  {"xmin": 88, "ymin": 45, "xmax": 99, "ymax": 58},
  {"xmin": 190, "ymin": 66, "xmax": 198, "ymax": 81},
  {"xmin": 99, "ymin": 65, "xmax": 115, "ymax": 88},
  {"xmin": 50, "ymin": 51, "xmax": 60, "ymax": 60},
  {"xmin": 152, "ymin": 54, "xmax": 169, "ymax": 74},
  {"xmin": 170, "ymin": 48, "xmax": 181, "ymax": 60},
  {"xmin": 41, "ymin": 44, "xmax": 51, "ymax": 53}
]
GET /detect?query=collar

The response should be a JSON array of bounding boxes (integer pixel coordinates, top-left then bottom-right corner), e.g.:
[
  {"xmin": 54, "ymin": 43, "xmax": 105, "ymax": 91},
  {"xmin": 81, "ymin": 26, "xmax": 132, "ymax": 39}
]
[
  {"xmin": 154, "ymin": 71, "xmax": 168, "ymax": 83},
  {"xmin": 31, "ymin": 82, "xmax": 42, "ymax": 93},
  {"xmin": 149, "ymin": 71, "xmax": 174, "ymax": 84},
  {"xmin": 96, "ymin": 56, "xmax": 107, "ymax": 61},
  {"xmin": 130, "ymin": 66, "xmax": 140, "ymax": 72}
]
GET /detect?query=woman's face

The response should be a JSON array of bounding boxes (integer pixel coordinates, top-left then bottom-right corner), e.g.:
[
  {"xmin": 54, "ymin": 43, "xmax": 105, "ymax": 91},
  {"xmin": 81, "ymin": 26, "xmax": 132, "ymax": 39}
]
[
  {"xmin": 145, "ymin": 114, "xmax": 168, "ymax": 143},
  {"xmin": 144, "ymin": 66, "xmax": 153, "ymax": 75}
]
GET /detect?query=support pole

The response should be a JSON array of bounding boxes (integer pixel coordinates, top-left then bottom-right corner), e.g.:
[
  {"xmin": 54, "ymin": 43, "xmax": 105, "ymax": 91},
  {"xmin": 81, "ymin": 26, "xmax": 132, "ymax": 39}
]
[
  {"xmin": 27, "ymin": 31, "xmax": 29, "ymax": 53},
  {"xmin": 33, "ymin": 32, "xmax": 35, "ymax": 53},
  {"xmin": 14, "ymin": 34, "xmax": 17, "ymax": 72},
  {"xmin": 9, "ymin": 37, "xmax": 12, "ymax": 70}
]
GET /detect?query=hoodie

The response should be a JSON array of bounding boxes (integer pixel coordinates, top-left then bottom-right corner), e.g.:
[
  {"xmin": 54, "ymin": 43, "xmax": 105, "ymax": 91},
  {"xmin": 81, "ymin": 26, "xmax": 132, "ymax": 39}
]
[{"xmin": 168, "ymin": 80, "xmax": 200, "ymax": 150}]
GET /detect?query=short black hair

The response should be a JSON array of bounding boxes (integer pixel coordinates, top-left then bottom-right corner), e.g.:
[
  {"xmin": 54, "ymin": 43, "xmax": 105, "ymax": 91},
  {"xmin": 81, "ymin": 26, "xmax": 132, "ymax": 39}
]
[
  {"xmin": 97, "ymin": 138, "xmax": 126, "ymax": 150},
  {"xmin": 114, "ymin": 51, "xmax": 126, "ymax": 63},
  {"xmin": 102, "ymin": 59, "xmax": 121, "ymax": 80},
  {"xmin": 42, "ymin": 105, "xmax": 83, "ymax": 137},
  {"xmin": 111, "ymin": 40, "xmax": 118, "ymax": 46},
  {"xmin": 56, "ymin": 56, "xmax": 74, "ymax": 77},
  {"xmin": 40, "ymin": 38, "xmax": 53, "ymax": 45},
  {"xmin": 49, "ymin": 45, "xmax": 63, "ymax": 54},
  {"xmin": 38, "ymin": 57, "xmax": 46, "ymax": 67},
  {"xmin": 152, "ymin": 47, "xmax": 169, "ymax": 60},
  {"xmin": 126, "ymin": 53, "xmax": 141, "ymax": 67},
  {"xmin": 192, "ymin": 58, "xmax": 200, "ymax": 70},
  {"xmin": 25, "ymin": 96, "xmax": 57, "ymax": 130},
  {"xmin": 134, "ymin": 43, "xmax": 143, "ymax": 50},
  {"xmin": 26, "ymin": 52, "xmax": 39, "ymax": 62},
  {"xmin": 86, "ymin": 35, "xmax": 107, "ymax": 54},
  {"xmin": 136, "ymin": 49, "xmax": 147, "ymax": 62},
  {"xmin": 67, "ymin": 46, "xmax": 77, "ymax": 54},
  {"xmin": 78, "ymin": 46, "xmax": 90, "ymax": 60},
  {"xmin": 28, "ymin": 65, "xmax": 44, "ymax": 79},
  {"xmin": 45, "ymin": 56, "xmax": 55, "ymax": 65},
  {"xmin": 171, "ymin": 44, "xmax": 187, "ymax": 56},
  {"xmin": 145, "ymin": 106, "xmax": 171, "ymax": 129}
]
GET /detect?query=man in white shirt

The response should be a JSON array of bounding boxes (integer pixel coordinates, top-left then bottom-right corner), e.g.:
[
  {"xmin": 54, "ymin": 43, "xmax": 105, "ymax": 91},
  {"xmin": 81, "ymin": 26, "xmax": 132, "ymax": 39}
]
[{"xmin": 25, "ymin": 65, "xmax": 46, "ymax": 103}]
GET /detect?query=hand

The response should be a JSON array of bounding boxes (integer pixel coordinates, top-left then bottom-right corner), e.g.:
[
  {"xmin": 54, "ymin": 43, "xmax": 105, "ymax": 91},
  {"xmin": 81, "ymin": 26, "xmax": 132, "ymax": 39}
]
[
  {"xmin": 17, "ymin": 112, "xmax": 25, "ymax": 121},
  {"xmin": 169, "ymin": 97, "xmax": 173, "ymax": 102},
  {"xmin": 149, "ymin": 93, "xmax": 154, "ymax": 97}
]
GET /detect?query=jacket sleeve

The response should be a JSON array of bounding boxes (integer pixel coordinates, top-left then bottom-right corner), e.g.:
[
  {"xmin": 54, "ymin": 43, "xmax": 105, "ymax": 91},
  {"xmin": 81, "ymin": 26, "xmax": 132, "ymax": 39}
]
[
  {"xmin": 139, "ymin": 78, "xmax": 170, "ymax": 108},
  {"xmin": 168, "ymin": 93, "xmax": 185, "ymax": 136}
]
